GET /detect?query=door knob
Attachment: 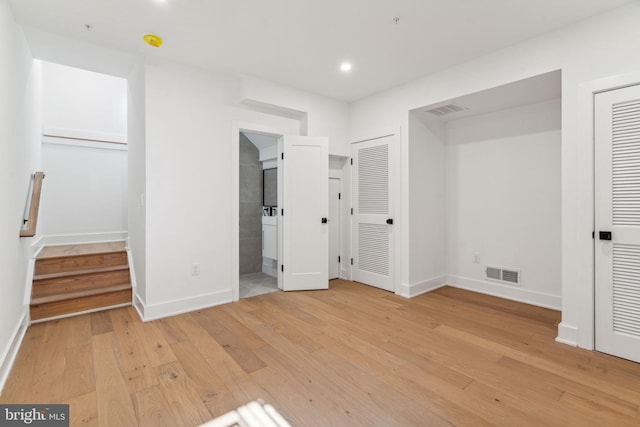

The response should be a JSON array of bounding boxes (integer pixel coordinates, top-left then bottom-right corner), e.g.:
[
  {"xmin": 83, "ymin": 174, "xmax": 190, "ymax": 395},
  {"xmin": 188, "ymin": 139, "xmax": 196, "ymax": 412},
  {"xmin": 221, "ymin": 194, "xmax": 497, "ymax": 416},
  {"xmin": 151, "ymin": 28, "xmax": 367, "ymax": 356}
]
[
  {"xmin": 322, "ymin": 218, "xmax": 328, "ymax": 224},
  {"xmin": 386, "ymin": 218, "xmax": 394, "ymax": 225}
]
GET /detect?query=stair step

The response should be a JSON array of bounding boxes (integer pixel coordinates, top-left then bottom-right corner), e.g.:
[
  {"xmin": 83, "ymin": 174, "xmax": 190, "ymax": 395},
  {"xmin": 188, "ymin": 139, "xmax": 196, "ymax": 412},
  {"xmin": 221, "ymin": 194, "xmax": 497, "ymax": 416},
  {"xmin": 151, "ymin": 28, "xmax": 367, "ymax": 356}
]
[
  {"xmin": 37, "ymin": 241, "xmax": 126, "ymax": 259},
  {"xmin": 35, "ymin": 251, "xmax": 128, "ymax": 275},
  {"xmin": 32, "ymin": 269, "xmax": 131, "ymax": 300},
  {"xmin": 30, "ymin": 289, "xmax": 132, "ymax": 321},
  {"xmin": 31, "ymin": 283, "xmax": 132, "ymax": 305},
  {"xmin": 30, "ymin": 242, "xmax": 132, "ymax": 322},
  {"xmin": 34, "ymin": 264, "xmax": 129, "ymax": 281}
]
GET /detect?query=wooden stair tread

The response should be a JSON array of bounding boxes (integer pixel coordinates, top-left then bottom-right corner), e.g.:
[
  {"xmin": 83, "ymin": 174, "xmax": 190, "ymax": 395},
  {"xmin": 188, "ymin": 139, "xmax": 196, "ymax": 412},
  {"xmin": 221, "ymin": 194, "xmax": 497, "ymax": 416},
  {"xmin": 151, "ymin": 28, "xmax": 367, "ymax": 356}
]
[
  {"xmin": 30, "ymin": 290, "xmax": 131, "ymax": 321},
  {"xmin": 31, "ymin": 283, "xmax": 132, "ymax": 305},
  {"xmin": 33, "ymin": 264, "xmax": 129, "ymax": 281},
  {"xmin": 37, "ymin": 241, "xmax": 126, "ymax": 260}
]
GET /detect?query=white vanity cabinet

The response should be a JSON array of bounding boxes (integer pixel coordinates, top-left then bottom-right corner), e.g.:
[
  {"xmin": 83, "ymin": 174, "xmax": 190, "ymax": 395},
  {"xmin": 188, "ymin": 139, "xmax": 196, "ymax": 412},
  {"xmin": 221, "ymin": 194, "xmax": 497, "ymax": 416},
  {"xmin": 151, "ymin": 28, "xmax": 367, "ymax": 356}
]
[{"xmin": 262, "ymin": 216, "xmax": 277, "ymax": 260}]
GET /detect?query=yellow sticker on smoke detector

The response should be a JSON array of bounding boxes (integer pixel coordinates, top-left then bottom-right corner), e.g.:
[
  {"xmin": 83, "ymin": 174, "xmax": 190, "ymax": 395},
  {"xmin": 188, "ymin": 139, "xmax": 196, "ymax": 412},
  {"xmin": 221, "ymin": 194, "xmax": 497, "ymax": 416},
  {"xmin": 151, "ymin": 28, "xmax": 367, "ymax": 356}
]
[{"xmin": 143, "ymin": 34, "xmax": 163, "ymax": 47}]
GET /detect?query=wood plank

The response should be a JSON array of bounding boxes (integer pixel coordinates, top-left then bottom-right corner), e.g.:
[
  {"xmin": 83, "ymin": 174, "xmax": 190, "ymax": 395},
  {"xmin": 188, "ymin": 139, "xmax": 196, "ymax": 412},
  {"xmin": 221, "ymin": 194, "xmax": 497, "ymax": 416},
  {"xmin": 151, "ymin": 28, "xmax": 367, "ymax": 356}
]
[
  {"xmin": 27, "ymin": 319, "xmax": 71, "ymax": 402},
  {"xmin": 155, "ymin": 361, "xmax": 213, "ymax": 426},
  {"xmin": 169, "ymin": 340, "xmax": 239, "ymax": 417},
  {"xmin": 92, "ymin": 332, "xmax": 138, "ymax": 427},
  {"xmin": 30, "ymin": 289, "xmax": 131, "ymax": 320},
  {"xmin": 91, "ymin": 310, "xmax": 114, "ymax": 336},
  {"xmin": 35, "ymin": 251, "xmax": 128, "ymax": 275},
  {"xmin": 192, "ymin": 309, "xmax": 267, "ymax": 374},
  {"xmin": 109, "ymin": 308, "xmax": 159, "ymax": 394},
  {"xmin": 126, "ymin": 307, "xmax": 177, "ymax": 368},
  {"xmin": 132, "ymin": 386, "xmax": 175, "ymax": 427},
  {"xmin": 31, "ymin": 283, "xmax": 132, "ymax": 305},
  {"xmin": 151, "ymin": 317, "xmax": 187, "ymax": 345},
  {"xmin": 64, "ymin": 392, "xmax": 98, "ymax": 427},
  {"xmin": 32, "ymin": 267, "xmax": 130, "ymax": 296},
  {"xmin": 59, "ymin": 343, "xmax": 96, "ymax": 402},
  {"xmin": 38, "ymin": 241, "xmax": 126, "ymax": 259}
]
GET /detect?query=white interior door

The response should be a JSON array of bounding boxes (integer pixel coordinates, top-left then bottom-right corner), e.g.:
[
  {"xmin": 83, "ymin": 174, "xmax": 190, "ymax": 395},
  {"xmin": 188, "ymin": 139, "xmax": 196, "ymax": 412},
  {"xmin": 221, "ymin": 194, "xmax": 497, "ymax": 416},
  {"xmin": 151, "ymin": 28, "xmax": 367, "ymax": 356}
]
[
  {"xmin": 352, "ymin": 136, "xmax": 394, "ymax": 292},
  {"xmin": 329, "ymin": 178, "xmax": 341, "ymax": 280},
  {"xmin": 281, "ymin": 136, "xmax": 329, "ymax": 291},
  {"xmin": 595, "ymin": 84, "xmax": 640, "ymax": 363}
]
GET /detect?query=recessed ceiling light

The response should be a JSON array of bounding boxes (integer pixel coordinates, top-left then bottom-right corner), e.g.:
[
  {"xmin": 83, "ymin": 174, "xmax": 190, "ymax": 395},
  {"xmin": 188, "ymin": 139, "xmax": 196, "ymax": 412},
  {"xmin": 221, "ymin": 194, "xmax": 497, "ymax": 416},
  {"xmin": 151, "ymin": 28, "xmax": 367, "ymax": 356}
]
[{"xmin": 340, "ymin": 62, "xmax": 352, "ymax": 72}]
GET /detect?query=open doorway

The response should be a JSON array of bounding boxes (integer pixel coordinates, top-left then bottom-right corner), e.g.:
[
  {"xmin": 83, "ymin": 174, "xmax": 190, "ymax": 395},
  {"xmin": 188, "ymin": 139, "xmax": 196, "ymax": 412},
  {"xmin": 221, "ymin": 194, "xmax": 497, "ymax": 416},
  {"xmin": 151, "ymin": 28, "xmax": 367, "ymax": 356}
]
[{"xmin": 238, "ymin": 131, "xmax": 279, "ymax": 298}]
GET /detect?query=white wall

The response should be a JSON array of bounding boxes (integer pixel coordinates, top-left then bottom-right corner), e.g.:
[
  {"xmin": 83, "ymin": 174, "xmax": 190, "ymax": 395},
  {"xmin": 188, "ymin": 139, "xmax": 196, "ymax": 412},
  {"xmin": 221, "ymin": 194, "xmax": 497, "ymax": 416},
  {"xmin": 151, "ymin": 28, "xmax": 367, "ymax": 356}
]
[
  {"xmin": 405, "ymin": 112, "xmax": 447, "ymax": 296},
  {"xmin": 39, "ymin": 63, "xmax": 128, "ymax": 238},
  {"xmin": 40, "ymin": 141, "xmax": 127, "ymax": 236},
  {"xmin": 445, "ymin": 100, "xmax": 561, "ymax": 308},
  {"xmin": 128, "ymin": 59, "xmax": 147, "ymax": 303},
  {"xmin": 140, "ymin": 60, "xmax": 322, "ymax": 319},
  {"xmin": 43, "ymin": 61, "xmax": 127, "ymax": 142},
  {"xmin": 349, "ymin": 2, "xmax": 640, "ymax": 349},
  {"xmin": 239, "ymin": 76, "xmax": 350, "ymax": 156},
  {"xmin": 0, "ymin": 2, "xmax": 42, "ymax": 391}
]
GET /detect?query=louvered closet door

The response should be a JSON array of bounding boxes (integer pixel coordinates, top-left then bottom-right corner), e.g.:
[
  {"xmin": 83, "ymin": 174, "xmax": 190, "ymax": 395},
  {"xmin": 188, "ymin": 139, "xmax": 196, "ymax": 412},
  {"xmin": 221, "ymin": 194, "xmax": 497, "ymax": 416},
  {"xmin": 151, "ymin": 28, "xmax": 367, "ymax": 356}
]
[
  {"xmin": 352, "ymin": 136, "xmax": 394, "ymax": 292},
  {"xmin": 595, "ymin": 84, "xmax": 640, "ymax": 363}
]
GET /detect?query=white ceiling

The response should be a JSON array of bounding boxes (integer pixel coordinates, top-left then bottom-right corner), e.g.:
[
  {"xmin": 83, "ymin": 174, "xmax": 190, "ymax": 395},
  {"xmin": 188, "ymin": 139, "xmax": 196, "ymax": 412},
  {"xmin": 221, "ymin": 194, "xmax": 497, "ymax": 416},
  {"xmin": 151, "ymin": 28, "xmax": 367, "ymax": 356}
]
[{"xmin": 7, "ymin": 0, "xmax": 635, "ymax": 102}]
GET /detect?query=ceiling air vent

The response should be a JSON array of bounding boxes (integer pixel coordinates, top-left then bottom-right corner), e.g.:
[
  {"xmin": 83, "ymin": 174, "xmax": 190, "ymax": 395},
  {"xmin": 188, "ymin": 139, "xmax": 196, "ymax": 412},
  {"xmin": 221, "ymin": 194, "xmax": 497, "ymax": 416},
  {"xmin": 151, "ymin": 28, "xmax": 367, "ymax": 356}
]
[
  {"xmin": 424, "ymin": 103, "xmax": 468, "ymax": 117},
  {"xmin": 485, "ymin": 266, "xmax": 521, "ymax": 286}
]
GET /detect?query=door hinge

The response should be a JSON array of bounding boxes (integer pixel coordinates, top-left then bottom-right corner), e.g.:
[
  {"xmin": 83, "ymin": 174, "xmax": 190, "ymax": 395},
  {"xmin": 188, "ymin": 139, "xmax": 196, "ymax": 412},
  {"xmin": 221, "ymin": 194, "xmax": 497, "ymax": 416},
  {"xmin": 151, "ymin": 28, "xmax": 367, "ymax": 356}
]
[
  {"xmin": 338, "ymin": 256, "xmax": 341, "ymax": 263},
  {"xmin": 350, "ymin": 258, "xmax": 353, "ymax": 265},
  {"xmin": 350, "ymin": 158, "xmax": 353, "ymax": 165},
  {"xmin": 338, "ymin": 192, "xmax": 341, "ymax": 200},
  {"xmin": 281, "ymin": 153, "xmax": 284, "ymax": 160},
  {"xmin": 350, "ymin": 208, "xmax": 353, "ymax": 215},
  {"xmin": 281, "ymin": 265, "xmax": 284, "ymax": 272},
  {"xmin": 281, "ymin": 208, "xmax": 284, "ymax": 216},
  {"xmin": 592, "ymin": 231, "xmax": 595, "ymax": 239}
]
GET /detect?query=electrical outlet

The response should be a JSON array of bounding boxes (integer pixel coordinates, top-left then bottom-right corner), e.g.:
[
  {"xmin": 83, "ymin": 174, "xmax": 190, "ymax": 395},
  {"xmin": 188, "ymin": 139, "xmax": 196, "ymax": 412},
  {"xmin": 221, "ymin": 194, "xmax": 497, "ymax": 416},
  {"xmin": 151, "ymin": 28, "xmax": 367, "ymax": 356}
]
[
  {"xmin": 191, "ymin": 263, "xmax": 200, "ymax": 276},
  {"xmin": 473, "ymin": 253, "xmax": 480, "ymax": 264}
]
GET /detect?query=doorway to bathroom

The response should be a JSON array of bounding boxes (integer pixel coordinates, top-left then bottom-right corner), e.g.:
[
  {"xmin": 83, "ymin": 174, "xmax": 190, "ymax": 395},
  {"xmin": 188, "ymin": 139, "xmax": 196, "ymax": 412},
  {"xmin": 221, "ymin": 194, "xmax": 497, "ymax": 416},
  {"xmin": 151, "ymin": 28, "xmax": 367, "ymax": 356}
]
[{"xmin": 238, "ymin": 131, "xmax": 280, "ymax": 298}]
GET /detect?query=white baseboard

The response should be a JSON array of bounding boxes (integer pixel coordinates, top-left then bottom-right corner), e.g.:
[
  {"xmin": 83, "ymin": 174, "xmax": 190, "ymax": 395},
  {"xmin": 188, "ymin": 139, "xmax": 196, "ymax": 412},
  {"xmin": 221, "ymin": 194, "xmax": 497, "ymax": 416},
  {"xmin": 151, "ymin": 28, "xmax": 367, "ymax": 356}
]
[
  {"xmin": 135, "ymin": 289, "xmax": 234, "ymax": 322},
  {"xmin": 125, "ymin": 247, "xmax": 137, "ymax": 294},
  {"xmin": 556, "ymin": 322, "xmax": 579, "ymax": 347},
  {"xmin": 0, "ymin": 309, "xmax": 30, "ymax": 395},
  {"xmin": 40, "ymin": 231, "xmax": 128, "ymax": 246},
  {"xmin": 447, "ymin": 275, "xmax": 561, "ymax": 310},
  {"xmin": 133, "ymin": 293, "xmax": 145, "ymax": 321},
  {"xmin": 398, "ymin": 275, "xmax": 448, "ymax": 298},
  {"xmin": 261, "ymin": 263, "xmax": 277, "ymax": 278},
  {"xmin": 31, "ymin": 235, "xmax": 44, "ymax": 257}
]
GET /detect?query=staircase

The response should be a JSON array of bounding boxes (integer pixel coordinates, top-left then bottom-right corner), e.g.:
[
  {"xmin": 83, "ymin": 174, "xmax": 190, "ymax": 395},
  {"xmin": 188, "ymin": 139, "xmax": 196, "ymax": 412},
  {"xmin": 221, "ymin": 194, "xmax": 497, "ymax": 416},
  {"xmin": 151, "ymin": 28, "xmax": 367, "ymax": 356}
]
[{"xmin": 30, "ymin": 241, "xmax": 132, "ymax": 322}]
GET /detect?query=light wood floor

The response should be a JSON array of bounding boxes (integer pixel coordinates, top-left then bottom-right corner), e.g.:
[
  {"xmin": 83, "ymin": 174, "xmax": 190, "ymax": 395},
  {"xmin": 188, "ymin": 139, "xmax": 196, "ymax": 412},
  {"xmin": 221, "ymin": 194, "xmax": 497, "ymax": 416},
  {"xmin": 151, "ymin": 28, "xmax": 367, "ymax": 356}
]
[{"xmin": 2, "ymin": 280, "xmax": 640, "ymax": 426}]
